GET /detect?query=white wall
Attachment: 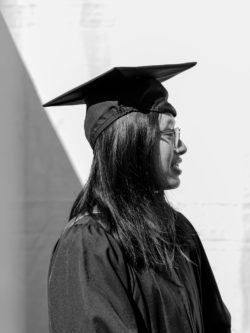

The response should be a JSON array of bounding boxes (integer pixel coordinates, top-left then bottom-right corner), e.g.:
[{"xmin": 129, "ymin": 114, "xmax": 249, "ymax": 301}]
[{"xmin": 1, "ymin": 1, "xmax": 250, "ymax": 332}]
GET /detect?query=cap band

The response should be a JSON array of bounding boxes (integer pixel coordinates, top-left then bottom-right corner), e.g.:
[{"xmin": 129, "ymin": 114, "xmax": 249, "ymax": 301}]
[
  {"xmin": 86, "ymin": 99, "xmax": 177, "ymax": 149},
  {"xmin": 89, "ymin": 103, "xmax": 138, "ymax": 148}
]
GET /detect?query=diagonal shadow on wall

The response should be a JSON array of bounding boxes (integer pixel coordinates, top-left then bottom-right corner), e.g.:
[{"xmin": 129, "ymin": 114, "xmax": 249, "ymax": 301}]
[
  {"xmin": 242, "ymin": 152, "xmax": 250, "ymax": 333},
  {"xmin": 0, "ymin": 12, "xmax": 82, "ymax": 333}
]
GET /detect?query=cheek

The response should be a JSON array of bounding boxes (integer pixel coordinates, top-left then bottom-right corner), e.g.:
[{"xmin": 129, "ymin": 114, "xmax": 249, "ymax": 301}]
[
  {"xmin": 158, "ymin": 141, "xmax": 173, "ymax": 171},
  {"xmin": 153, "ymin": 140, "xmax": 174, "ymax": 185}
]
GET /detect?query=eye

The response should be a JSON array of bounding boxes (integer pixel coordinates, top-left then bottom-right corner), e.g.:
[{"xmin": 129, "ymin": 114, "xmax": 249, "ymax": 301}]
[
  {"xmin": 158, "ymin": 128, "xmax": 180, "ymax": 148},
  {"xmin": 159, "ymin": 131, "xmax": 175, "ymax": 144},
  {"xmin": 160, "ymin": 129, "xmax": 175, "ymax": 138}
]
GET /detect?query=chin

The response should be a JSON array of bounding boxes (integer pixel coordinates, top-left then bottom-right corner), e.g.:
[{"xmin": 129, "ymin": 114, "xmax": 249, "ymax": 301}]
[
  {"xmin": 154, "ymin": 174, "xmax": 181, "ymax": 191},
  {"xmin": 164, "ymin": 177, "xmax": 180, "ymax": 190}
]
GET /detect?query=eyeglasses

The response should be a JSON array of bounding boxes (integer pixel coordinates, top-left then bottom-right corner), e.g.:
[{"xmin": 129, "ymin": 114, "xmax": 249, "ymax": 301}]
[{"xmin": 159, "ymin": 127, "xmax": 180, "ymax": 149}]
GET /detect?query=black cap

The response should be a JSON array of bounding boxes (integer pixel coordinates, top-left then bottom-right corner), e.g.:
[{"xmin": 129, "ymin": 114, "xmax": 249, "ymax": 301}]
[{"xmin": 43, "ymin": 62, "xmax": 196, "ymax": 148}]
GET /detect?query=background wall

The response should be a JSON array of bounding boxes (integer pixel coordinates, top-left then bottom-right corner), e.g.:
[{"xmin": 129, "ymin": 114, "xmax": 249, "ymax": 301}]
[{"xmin": 1, "ymin": 1, "xmax": 249, "ymax": 332}]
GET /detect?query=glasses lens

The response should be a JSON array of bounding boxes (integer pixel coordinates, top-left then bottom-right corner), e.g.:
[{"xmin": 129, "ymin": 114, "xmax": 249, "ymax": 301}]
[{"xmin": 175, "ymin": 128, "xmax": 180, "ymax": 148}]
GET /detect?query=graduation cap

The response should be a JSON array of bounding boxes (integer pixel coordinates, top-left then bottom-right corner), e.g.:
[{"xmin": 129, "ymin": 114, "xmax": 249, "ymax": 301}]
[{"xmin": 43, "ymin": 62, "xmax": 196, "ymax": 148}]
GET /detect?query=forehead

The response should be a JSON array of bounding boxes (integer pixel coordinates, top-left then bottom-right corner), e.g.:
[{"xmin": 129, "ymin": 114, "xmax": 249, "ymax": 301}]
[{"xmin": 158, "ymin": 113, "xmax": 176, "ymax": 130}]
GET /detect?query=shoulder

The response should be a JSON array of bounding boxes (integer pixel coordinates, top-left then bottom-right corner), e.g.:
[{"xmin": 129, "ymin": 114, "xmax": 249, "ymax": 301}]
[
  {"xmin": 49, "ymin": 214, "xmax": 130, "ymax": 283},
  {"xmin": 55, "ymin": 214, "xmax": 123, "ymax": 258}
]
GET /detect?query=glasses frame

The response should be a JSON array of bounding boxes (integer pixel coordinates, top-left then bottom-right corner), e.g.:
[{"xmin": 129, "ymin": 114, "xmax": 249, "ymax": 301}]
[{"xmin": 159, "ymin": 127, "xmax": 180, "ymax": 149}]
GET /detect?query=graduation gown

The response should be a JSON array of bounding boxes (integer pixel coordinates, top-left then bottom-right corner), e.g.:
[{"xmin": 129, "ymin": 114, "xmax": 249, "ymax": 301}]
[{"xmin": 48, "ymin": 212, "xmax": 231, "ymax": 333}]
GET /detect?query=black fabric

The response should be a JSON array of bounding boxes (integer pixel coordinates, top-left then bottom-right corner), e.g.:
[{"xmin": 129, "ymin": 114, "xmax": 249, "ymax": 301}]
[
  {"xmin": 43, "ymin": 63, "xmax": 197, "ymax": 107},
  {"xmin": 48, "ymin": 212, "xmax": 231, "ymax": 333},
  {"xmin": 43, "ymin": 63, "xmax": 196, "ymax": 148}
]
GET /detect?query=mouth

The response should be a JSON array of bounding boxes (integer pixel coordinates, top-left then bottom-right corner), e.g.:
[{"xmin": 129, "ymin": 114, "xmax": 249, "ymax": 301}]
[{"xmin": 171, "ymin": 159, "xmax": 182, "ymax": 174}]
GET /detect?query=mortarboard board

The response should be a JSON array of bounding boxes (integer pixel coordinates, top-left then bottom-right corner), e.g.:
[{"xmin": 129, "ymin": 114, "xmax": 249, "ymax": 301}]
[{"xmin": 43, "ymin": 62, "xmax": 196, "ymax": 148}]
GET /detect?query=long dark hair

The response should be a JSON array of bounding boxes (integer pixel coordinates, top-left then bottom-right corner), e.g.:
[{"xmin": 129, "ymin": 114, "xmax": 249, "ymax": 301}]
[{"xmin": 70, "ymin": 108, "xmax": 186, "ymax": 271}]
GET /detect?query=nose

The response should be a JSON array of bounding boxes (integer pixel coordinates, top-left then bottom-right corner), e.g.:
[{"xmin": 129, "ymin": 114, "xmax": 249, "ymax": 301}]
[{"xmin": 174, "ymin": 139, "xmax": 187, "ymax": 155}]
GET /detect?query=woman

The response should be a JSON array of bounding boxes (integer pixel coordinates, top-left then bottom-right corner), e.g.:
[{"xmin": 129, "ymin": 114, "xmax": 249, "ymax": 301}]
[{"xmin": 44, "ymin": 62, "xmax": 231, "ymax": 332}]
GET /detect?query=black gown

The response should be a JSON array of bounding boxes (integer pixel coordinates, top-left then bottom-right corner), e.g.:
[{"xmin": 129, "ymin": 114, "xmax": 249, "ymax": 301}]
[{"xmin": 48, "ymin": 212, "xmax": 231, "ymax": 333}]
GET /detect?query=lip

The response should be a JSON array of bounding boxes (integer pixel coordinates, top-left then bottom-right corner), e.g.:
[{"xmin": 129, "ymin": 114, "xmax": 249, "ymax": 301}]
[
  {"xmin": 171, "ymin": 158, "xmax": 182, "ymax": 174},
  {"xmin": 171, "ymin": 158, "xmax": 182, "ymax": 166}
]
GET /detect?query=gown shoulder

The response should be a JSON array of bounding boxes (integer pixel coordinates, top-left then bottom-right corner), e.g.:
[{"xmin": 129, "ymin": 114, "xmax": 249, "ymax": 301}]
[{"xmin": 48, "ymin": 214, "xmax": 141, "ymax": 333}]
